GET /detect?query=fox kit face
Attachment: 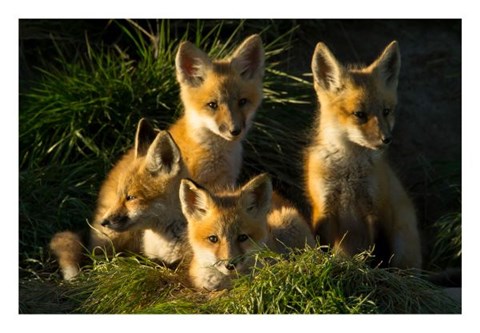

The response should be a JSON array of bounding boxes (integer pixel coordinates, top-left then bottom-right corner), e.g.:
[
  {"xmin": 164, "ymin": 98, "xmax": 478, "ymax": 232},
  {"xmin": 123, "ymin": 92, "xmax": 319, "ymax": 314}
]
[
  {"xmin": 312, "ymin": 41, "xmax": 401, "ymax": 150},
  {"xmin": 176, "ymin": 35, "xmax": 264, "ymax": 141},
  {"xmin": 180, "ymin": 174, "xmax": 272, "ymax": 279},
  {"xmin": 100, "ymin": 119, "xmax": 185, "ymax": 232}
]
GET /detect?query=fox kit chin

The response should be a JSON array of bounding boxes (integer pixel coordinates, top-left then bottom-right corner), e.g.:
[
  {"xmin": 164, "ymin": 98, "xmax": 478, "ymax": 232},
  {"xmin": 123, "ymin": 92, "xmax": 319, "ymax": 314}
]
[
  {"xmin": 169, "ymin": 34, "xmax": 264, "ymax": 188},
  {"xmin": 180, "ymin": 174, "xmax": 314, "ymax": 291},
  {"xmin": 50, "ymin": 119, "xmax": 189, "ymax": 280},
  {"xmin": 305, "ymin": 41, "xmax": 422, "ymax": 269}
]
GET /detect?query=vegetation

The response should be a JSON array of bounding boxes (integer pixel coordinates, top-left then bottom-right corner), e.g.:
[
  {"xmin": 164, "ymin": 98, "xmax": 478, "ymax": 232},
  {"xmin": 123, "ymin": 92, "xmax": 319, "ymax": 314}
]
[
  {"xmin": 19, "ymin": 19, "xmax": 461, "ymax": 314},
  {"xmin": 20, "ymin": 248, "xmax": 459, "ymax": 314}
]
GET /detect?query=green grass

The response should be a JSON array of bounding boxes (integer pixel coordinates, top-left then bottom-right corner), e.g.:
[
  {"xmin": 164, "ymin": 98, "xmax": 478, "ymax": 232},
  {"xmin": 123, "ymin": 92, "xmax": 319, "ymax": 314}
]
[
  {"xmin": 19, "ymin": 248, "xmax": 460, "ymax": 314},
  {"xmin": 19, "ymin": 19, "xmax": 461, "ymax": 314},
  {"xmin": 212, "ymin": 249, "xmax": 460, "ymax": 314}
]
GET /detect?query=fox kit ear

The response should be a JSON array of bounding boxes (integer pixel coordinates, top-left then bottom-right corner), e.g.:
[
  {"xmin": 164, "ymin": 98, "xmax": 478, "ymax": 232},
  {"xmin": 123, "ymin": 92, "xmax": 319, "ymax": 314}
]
[
  {"xmin": 134, "ymin": 118, "xmax": 158, "ymax": 159},
  {"xmin": 311, "ymin": 42, "xmax": 344, "ymax": 92},
  {"xmin": 240, "ymin": 173, "xmax": 272, "ymax": 217},
  {"xmin": 176, "ymin": 41, "xmax": 212, "ymax": 87},
  {"xmin": 145, "ymin": 131, "xmax": 181, "ymax": 175},
  {"xmin": 179, "ymin": 179, "xmax": 211, "ymax": 221},
  {"xmin": 231, "ymin": 34, "xmax": 265, "ymax": 80},
  {"xmin": 372, "ymin": 41, "xmax": 401, "ymax": 89}
]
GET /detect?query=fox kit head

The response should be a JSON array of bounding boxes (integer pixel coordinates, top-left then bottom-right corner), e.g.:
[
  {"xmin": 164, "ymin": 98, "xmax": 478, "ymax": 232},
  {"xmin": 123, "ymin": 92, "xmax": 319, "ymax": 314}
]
[
  {"xmin": 176, "ymin": 34, "xmax": 264, "ymax": 141},
  {"xmin": 180, "ymin": 174, "xmax": 272, "ymax": 277},
  {"xmin": 312, "ymin": 41, "xmax": 401, "ymax": 150},
  {"xmin": 100, "ymin": 119, "xmax": 186, "ymax": 232}
]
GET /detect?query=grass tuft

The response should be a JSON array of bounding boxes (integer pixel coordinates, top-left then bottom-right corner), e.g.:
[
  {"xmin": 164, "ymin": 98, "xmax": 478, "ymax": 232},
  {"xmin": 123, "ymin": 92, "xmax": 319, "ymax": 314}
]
[
  {"xmin": 209, "ymin": 249, "xmax": 459, "ymax": 314},
  {"xmin": 36, "ymin": 247, "xmax": 460, "ymax": 314},
  {"xmin": 73, "ymin": 255, "xmax": 190, "ymax": 314},
  {"xmin": 428, "ymin": 212, "xmax": 462, "ymax": 270}
]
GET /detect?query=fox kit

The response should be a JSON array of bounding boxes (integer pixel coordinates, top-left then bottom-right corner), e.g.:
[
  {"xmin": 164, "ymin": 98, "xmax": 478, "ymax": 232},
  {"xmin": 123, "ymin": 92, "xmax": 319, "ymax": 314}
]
[
  {"xmin": 180, "ymin": 174, "xmax": 315, "ymax": 291},
  {"xmin": 304, "ymin": 41, "xmax": 422, "ymax": 269},
  {"xmin": 169, "ymin": 34, "xmax": 264, "ymax": 188},
  {"xmin": 50, "ymin": 119, "xmax": 189, "ymax": 280}
]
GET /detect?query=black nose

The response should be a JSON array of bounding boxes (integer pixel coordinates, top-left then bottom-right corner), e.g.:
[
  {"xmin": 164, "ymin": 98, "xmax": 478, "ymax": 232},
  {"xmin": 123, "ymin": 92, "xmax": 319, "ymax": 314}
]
[
  {"xmin": 225, "ymin": 263, "xmax": 236, "ymax": 271},
  {"xmin": 230, "ymin": 128, "xmax": 241, "ymax": 137},
  {"xmin": 382, "ymin": 137, "xmax": 392, "ymax": 145},
  {"xmin": 101, "ymin": 215, "xmax": 129, "ymax": 228}
]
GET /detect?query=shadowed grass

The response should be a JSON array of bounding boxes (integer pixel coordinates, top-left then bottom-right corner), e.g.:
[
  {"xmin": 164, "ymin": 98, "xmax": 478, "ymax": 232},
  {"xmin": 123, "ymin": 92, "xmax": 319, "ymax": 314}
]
[
  {"xmin": 428, "ymin": 212, "xmax": 461, "ymax": 270},
  {"xmin": 19, "ymin": 160, "xmax": 100, "ymax": 265}
]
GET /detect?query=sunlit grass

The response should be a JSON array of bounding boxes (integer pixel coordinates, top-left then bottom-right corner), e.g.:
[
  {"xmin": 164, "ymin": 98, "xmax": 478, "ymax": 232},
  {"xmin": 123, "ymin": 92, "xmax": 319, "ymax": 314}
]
[{"xmin": 21, "ymin": 248, "xmax": 459, "ymax": 314}]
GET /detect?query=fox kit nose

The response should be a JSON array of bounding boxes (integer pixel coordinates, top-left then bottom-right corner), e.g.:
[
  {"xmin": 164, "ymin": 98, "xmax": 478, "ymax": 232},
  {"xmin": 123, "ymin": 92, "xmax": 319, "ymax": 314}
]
[
  {"xmin": 230, "ymin": 128, "xmax": 241, "ymax": 137},
  {"xmin": 101, "ymin": 214, "xmax": 129, "ymax": 229},
  {"xmin": 382, "ymin": 137, "xmax": 392, "ymax": 145}
]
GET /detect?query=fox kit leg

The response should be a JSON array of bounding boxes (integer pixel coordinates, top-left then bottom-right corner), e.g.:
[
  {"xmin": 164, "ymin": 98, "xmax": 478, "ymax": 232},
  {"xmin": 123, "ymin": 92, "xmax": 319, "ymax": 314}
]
[
  {"xmin": 332, "ymin": 213, "xmax": 378, "ymax": 259},
  {"xmin": 306, "ymin": 152, "xmax": 336, "ymax": 244},
  {"xmin": 387, "ymin": 173, "xmax": 422, "ymax": 269},
  {"xmin": 89, "ymin": 228, "xmax": 115, "ymax": 255}
]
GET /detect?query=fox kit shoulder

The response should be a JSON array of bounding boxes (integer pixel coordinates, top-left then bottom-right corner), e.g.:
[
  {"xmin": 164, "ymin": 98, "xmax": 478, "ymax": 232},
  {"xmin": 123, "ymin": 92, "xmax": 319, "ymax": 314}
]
[
  {"xmin": 180, "ymin": 174, "xmax": 314, "ymax": 291},
  {"xmin": 169, "ymin": 35, "xmax": 265, "ymax": 188},
  {"xmin": 305, "ymin": 41, "xmax": 421, "ymax": 269},
  {"xmin": 50, "ymin": 119, "xmax": 189, "ymax": 280}
]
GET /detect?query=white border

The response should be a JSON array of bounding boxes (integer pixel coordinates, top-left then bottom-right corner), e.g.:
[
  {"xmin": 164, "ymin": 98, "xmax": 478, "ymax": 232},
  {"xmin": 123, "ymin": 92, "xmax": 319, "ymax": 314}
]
[{"xmin": 4, "ymin": 1, "xmax": 477, "ymax": 332}]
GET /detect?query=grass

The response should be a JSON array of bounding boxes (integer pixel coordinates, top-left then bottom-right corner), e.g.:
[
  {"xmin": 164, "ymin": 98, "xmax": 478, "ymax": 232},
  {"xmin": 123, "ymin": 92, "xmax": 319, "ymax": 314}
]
[
  {"xmin": 19, "ymin": 19, "xmax": 461, "ymax": 314},
  {"xmin": 19, "ymin": 248, "xmax": 460, "ymax": 314}
]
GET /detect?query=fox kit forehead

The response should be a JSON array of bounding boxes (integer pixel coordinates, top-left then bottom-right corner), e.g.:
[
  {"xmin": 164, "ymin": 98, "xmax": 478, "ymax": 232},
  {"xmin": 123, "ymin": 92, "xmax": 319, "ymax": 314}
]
[
  {"xmin": 192, "ymin": 191, "xmax": 266, "ymax": 227},
  {"xmin": 326, "ymin": 72, "xmax": 397, "ymax": 114},
  {"xmin": 312, "ymin": 40, "xmax": 400, "ymax": 110},
  {"xmin": 118, "ymin": 160, "xmax": 173, "ymax": 198},
  {"xmin": 186, "ymin": 63, "xmax": 260, "ymax": 100}
]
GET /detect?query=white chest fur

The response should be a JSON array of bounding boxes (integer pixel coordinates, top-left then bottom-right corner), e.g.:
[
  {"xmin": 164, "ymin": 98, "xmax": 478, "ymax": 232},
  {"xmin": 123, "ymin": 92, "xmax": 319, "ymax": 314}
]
[{"xmin": 142, "ymin": 229, "xmax": 185, "ymax": 265}]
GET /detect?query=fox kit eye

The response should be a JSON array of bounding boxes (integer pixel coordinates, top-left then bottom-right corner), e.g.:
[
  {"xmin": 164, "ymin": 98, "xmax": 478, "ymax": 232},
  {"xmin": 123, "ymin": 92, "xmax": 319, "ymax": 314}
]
[
  {"xmin": 208, "ymin": 235, "xmax": 219, "ymax": 243},
  {"xmin": 383, "ymin": 108, "xmax": 391, "ymax": 116},
  {"xmin": 207, "ymin": 101, "xmax": 218, "ymax": 110},
  {"xmin": 238, "ymin": 98, "xmax": 247, "ymax": 107},
  {"xmin": 126, "ymin": 195, "xmax": 136, "ymax": 201},
  {"xmin": 353, "ymin": 111, "xmax": 367, "ymax": 120},
  {"xmin": 237, "ymin": 234, "xmax": 248, "ymax": 242}
]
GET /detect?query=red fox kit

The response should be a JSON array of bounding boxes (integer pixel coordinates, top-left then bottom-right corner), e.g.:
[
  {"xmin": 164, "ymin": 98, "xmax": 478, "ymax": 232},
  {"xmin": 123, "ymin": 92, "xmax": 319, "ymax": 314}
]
[
  {"xmin": 169, "ymin": 34, "xmax": 264, "ymax": 188},
  {"xmin": 180, "ymin": 174, "xmax": 315, "ymax": 291},
  {"xmin": 50, "ymin": 119, "xmax": 189, "ymax": 280},
  {"xmin": 304, "ymin": 41, "xmax": 422, "ymax": 269}
]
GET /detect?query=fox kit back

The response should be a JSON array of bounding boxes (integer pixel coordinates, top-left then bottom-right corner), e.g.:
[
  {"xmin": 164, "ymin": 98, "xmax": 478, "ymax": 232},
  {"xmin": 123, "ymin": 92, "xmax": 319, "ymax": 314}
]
[
  {"xmin": 169, "ymin": 35, "xmax": 264, "ymax": 188},
  {"xmin": 305, "ymin": 41, "xmax": 421, "ymax": 269},
  {"xmin": 50, "ymin": 119, "xmax": 189, "ymax": 280},
  {"xmin": 180, "ymin": 174, "xmax": 314, "ymax": 291}
]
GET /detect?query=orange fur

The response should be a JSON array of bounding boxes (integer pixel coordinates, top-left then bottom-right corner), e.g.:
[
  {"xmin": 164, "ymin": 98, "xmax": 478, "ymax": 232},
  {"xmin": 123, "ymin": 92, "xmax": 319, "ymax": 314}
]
[
  {"xmin": 305, "ymin": 41, "xmax": 421, "ymax": 269},
  {"xmin": 169, "ymin": 35, "xmax": 264, "ymax": 188},
  {"xmin": 180, "ymin": 174, "xmax": 314, "ymax": 291},
  {"xmin": 50, "ymin": 119, "xmax": 189, "ymax": 280}
]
